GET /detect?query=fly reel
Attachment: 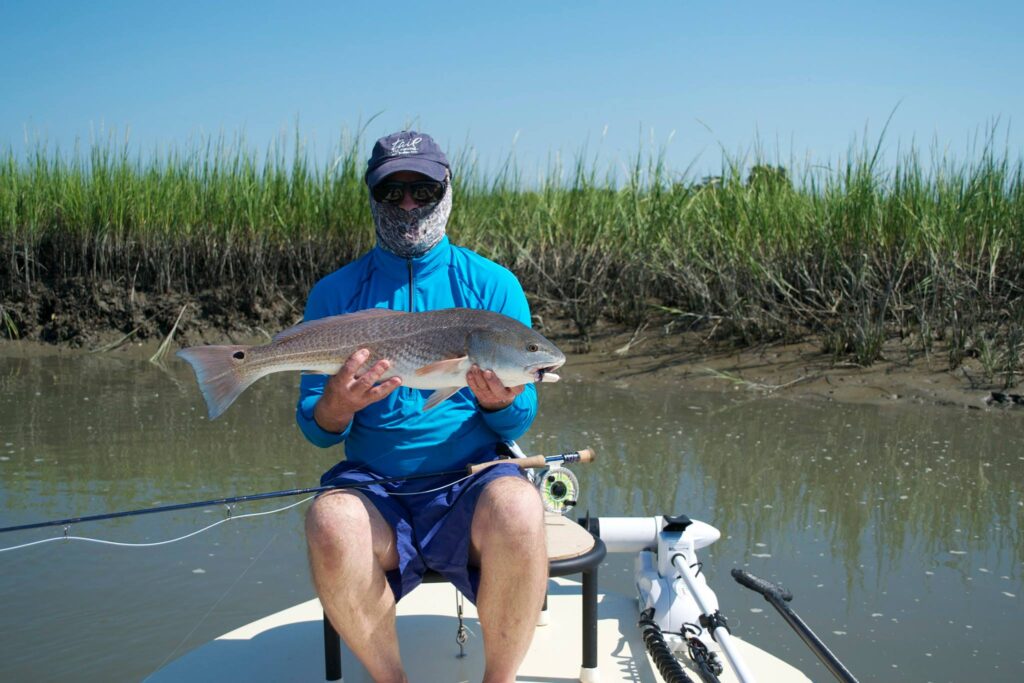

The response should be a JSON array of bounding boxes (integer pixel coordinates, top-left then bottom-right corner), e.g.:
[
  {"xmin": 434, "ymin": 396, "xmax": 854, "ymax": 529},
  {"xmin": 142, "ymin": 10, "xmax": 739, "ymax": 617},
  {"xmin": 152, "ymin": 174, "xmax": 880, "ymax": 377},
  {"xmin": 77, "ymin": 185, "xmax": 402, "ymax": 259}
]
[
  {"xmin": 535, "ymin": 466, "xmax": 580, "ymax": 514},
  {"xmin": 497, "ymin": 442, "xmax": 591, "ymax": 515}
]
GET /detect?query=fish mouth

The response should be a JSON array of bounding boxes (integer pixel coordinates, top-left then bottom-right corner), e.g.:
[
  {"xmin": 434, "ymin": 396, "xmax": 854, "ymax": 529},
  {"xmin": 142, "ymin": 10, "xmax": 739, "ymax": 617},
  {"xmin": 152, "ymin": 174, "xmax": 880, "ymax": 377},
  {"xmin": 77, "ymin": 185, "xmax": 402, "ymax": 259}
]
[{"xmin": 531, "ymin": 360, "xmax": 565, "ymax": 383}]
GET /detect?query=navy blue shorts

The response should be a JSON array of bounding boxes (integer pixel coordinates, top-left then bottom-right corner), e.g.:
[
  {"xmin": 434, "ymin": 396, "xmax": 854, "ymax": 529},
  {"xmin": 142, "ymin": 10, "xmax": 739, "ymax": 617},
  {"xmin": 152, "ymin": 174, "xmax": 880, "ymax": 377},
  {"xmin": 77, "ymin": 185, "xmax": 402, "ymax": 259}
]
[{"xmin": 318, "ymin": 457, "xmax": 527, "ymax": 604}]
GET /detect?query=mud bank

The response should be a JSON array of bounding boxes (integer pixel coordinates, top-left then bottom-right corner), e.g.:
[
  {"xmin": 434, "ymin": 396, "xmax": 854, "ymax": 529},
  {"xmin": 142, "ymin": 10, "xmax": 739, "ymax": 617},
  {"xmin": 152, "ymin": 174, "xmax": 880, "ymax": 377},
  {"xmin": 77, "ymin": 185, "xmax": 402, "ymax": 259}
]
[
  {"xmin": 1, "ymin": 278, "xmax": 308, "ymax": 348},
  {"xmin": 567, "ymin": 325, "xmax": 1012, "ymax": 412}
]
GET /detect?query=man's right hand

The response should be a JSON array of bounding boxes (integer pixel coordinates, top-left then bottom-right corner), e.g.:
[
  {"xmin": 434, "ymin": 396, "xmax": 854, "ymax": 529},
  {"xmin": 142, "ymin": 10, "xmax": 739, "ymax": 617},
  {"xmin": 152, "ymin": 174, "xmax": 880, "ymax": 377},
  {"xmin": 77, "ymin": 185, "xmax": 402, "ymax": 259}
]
[{"xmin": 313, "ymin": 348, "xmax": 402, "ymax": 434}]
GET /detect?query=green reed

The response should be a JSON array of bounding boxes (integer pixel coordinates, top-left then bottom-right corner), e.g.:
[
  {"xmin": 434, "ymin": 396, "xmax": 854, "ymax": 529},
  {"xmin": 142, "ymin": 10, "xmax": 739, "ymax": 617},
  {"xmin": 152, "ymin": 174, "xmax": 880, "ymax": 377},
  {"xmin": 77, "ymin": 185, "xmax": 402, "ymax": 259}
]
[{"xmin": 2, "ymin": 132, "xmax": 1022, "ymax": 376}]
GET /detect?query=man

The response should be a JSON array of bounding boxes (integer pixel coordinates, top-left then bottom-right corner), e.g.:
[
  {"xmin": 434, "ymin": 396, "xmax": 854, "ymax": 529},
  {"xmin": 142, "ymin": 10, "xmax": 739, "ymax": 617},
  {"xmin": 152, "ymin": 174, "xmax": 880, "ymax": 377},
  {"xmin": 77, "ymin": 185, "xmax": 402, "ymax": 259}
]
[{"xmin": 297, "ymin": 131, "xmax": 548, "ymax": 683}]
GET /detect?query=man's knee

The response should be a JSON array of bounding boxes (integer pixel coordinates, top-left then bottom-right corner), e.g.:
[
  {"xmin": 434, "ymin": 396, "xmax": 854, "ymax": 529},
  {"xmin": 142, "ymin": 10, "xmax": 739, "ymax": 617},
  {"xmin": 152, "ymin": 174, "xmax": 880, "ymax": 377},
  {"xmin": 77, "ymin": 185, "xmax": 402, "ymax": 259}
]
[
  {"xmin": 473, "ymin": 477, "xmax": 545, "ymax": 548},
  {"xmin": 305, "ymin": 492, "xmax": 380, "ymax": 556}
]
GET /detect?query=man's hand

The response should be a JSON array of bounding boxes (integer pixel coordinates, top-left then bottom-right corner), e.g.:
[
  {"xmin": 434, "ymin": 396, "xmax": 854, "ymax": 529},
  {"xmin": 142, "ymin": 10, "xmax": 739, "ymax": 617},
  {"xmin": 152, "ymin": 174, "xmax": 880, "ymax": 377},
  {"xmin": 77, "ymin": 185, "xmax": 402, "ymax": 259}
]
[
  {"xmin": 467, "ymin": 364, "xmax": 525, "ymax": 412},
  {"xmin": 313, "ymin": 348, "xmax": 402, "ymax": 433}
]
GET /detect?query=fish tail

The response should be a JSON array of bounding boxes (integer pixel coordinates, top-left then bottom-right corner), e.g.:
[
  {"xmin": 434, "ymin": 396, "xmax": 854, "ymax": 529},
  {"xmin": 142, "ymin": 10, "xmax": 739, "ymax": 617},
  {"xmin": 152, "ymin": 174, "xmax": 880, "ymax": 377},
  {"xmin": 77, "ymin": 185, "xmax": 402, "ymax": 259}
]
[{"xmin": 176, "ymin": 345, "xmax": 259, "ymax": 419}]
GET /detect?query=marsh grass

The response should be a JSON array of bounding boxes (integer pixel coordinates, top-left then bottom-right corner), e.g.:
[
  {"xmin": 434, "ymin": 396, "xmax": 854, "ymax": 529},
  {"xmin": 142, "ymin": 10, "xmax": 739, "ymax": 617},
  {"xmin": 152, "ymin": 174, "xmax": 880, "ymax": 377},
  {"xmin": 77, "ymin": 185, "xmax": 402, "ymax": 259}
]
[{"xmin": 2, "ymin": 132, "xmax": 1022, "ymax": 376}]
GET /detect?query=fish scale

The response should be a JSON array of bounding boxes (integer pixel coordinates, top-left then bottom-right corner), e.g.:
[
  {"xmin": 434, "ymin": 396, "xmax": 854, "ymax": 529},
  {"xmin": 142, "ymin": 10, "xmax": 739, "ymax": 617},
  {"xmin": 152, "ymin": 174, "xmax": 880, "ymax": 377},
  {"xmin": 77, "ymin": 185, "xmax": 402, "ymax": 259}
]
[{"xmin": 254, "ymin": 314, "xmax": 475, "ymax": 378}]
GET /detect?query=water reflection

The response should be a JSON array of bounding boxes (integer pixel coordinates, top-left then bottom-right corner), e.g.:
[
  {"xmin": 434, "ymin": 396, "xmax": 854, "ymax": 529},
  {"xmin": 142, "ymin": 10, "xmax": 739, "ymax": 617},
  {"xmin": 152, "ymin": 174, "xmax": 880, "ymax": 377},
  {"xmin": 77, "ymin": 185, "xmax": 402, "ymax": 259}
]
[
  {"xmin": 531, "ymin": 379, "xmax": 1023, "ymax": 581},
  {"xmin": 1, "ymin": 353, "xmax": 1022, "ymax": 682},
  {"xmin": 0, "ymin": 352, "xmax": 333, "ymax": 526}
]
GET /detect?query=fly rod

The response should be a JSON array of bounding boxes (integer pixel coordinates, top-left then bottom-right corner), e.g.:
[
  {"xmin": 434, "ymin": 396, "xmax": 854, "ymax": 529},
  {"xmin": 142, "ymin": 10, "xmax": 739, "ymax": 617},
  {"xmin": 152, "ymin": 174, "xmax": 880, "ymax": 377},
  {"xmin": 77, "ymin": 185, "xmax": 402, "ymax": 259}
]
[{"xmin": 0, "ymin": 448, "xmax": 595, "ymax": 535}]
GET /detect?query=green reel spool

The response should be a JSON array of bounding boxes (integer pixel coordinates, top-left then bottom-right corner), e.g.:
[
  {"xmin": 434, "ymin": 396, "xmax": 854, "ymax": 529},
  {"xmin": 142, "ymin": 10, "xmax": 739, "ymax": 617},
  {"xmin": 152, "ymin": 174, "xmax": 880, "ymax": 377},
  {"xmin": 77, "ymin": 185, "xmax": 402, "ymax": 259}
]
[{"xmin": 537, "ymin": 467, "xmax": 580, "ymax": 514}]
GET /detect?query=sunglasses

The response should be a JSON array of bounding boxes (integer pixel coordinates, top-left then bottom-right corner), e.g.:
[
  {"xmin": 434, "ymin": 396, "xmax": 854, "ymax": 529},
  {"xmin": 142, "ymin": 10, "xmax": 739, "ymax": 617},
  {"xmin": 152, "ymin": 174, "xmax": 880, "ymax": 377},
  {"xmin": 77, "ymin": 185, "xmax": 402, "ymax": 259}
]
[{"xmin": 371, "ymin": 179, "xmax": 447, "ymax": 205}]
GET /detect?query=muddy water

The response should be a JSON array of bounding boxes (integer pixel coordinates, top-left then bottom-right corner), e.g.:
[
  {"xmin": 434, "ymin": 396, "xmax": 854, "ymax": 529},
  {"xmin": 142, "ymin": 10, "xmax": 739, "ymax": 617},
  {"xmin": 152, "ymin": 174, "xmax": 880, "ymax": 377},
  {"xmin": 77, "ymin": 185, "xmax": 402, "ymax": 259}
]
[{"xmin": 0, "ymin": 351, "xmax": 1021, "ymax": 682}]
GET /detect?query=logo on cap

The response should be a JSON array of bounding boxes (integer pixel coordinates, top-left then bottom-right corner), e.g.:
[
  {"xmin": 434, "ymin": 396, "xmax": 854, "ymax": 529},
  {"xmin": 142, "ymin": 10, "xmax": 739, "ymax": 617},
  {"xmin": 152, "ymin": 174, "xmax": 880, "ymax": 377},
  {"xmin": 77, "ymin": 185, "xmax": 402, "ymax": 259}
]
[
  {"xmin": 365, "ymin": 131, "xmax": 450, "ymax": 188},
  {"xmin": 391, "ymin": 137, "xmax": 422, "ymax": 156}
]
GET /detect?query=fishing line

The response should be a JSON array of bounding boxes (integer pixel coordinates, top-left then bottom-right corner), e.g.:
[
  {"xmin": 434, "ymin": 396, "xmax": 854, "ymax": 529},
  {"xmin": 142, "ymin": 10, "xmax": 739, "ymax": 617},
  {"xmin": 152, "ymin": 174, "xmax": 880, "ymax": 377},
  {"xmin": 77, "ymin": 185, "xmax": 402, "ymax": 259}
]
[
  {"xmin": 0, "ymin": 448, "xmax": 593, "ymax": 549},
  {"xmin": 154, "ymin": 530, "xmax": 280, "ymax": 673},
  {"xmin": 0, "ymin": 468, "xmax": 476, "ymax": 554},
  {"xmin": 0, "ymin": 496, "xmax": 314, "ymax": 554},
  {"xmin": 384, "ymin": 471, "xmax": 476, "ymax": 495},
  {"xmin": 0, "ymin": 469, "xmax": 472, "ymax": 535}
]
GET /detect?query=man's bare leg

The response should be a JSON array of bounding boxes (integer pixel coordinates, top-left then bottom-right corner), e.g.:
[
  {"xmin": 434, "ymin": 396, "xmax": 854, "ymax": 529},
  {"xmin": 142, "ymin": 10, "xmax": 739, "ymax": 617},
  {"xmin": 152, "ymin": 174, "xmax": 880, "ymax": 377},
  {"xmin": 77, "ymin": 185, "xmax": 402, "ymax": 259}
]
[
  {"xmin": 306, "ymin": 490, "xmax": 406, "ymax": 683},
  {"xmin": 470, "ymin": 477, "xmax": 548, "ymax": 683}
]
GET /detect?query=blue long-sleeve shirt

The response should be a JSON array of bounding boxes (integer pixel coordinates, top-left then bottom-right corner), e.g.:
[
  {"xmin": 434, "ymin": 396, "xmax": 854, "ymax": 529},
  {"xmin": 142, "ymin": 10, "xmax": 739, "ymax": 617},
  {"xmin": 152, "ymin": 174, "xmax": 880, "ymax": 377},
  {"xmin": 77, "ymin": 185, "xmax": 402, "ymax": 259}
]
[{"xmin": 295, "ymin": 237, "xmax": 538, "ymax": 477}]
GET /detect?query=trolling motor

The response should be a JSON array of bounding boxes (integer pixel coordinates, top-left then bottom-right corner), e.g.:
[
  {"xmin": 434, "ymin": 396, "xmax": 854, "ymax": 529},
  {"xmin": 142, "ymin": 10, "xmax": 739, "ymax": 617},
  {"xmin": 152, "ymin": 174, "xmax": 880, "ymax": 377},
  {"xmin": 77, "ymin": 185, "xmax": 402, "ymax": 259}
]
[{"xmin": 596, "ymin": 515, "xmax": 755, "ymax": 683}]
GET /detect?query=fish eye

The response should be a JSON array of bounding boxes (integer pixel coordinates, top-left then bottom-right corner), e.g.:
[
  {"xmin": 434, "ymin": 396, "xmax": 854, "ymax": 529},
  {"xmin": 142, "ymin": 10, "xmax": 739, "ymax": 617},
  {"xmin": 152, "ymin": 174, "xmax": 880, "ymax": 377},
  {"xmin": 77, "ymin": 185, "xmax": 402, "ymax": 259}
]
[{"xmin": 527, "ymin": 343, "xmax": 539, "ymax": 352}]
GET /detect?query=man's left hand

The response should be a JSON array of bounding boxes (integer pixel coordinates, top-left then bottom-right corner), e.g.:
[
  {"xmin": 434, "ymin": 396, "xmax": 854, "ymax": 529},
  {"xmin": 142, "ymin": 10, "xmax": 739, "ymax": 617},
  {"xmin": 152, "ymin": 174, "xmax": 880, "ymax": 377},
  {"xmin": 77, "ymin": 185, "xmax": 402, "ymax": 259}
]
[{"xmin": 467, "ymin": 365, "xmax": 525, "ymax": 412}]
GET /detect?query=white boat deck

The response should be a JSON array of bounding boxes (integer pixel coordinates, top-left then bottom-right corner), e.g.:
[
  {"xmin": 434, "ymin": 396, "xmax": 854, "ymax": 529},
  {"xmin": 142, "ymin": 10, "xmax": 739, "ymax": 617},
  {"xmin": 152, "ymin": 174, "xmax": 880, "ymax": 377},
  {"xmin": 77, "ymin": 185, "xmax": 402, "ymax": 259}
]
[{"xmin": 147, "ymin": 577, "xmax": 811, "ymax": 682}]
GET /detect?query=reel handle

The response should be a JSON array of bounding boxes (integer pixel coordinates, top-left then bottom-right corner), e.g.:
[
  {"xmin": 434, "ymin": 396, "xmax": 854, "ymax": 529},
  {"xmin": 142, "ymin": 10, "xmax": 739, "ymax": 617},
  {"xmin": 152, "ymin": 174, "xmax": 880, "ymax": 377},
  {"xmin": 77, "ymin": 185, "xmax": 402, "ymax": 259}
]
[{"xmin": 467, "ymin": 447, "xmax": 595, "ymax": 474}]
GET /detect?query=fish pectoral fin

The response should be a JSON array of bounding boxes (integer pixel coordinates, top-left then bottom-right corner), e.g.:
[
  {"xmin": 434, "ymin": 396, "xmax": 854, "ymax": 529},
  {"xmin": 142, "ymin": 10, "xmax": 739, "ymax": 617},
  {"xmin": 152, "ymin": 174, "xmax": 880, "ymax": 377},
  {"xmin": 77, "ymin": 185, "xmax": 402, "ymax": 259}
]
[
  {"xmin": 416, "ymin": 357, "xmax": 471, "ymax": 410},
  {"xmin": 413, "ymin": 356, "xmax": 470, "ymax": 377},
  {"xmin": 423, "ymin": 387, "xmax": 462, "ymax": 411}
]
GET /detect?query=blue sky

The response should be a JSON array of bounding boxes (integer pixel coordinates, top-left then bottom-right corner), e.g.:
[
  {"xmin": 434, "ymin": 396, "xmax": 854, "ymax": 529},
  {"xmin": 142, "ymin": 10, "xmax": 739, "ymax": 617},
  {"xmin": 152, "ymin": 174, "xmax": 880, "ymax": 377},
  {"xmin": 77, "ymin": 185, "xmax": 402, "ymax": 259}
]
[{"xmin": 1, "ymin": 1, "xmax": 1021, "ymax": 181}]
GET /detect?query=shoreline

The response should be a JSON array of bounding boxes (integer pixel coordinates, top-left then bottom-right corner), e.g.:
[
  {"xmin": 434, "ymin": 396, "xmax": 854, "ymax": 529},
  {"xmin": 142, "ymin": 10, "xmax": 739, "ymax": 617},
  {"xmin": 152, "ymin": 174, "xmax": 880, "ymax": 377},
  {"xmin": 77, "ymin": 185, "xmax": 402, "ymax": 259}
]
[
  {"xmin": 3, "ymin": 320, "xmax": 1017, "ymax": 415},
  {"xmin": 570, "ymin": 334, "xmax": 1001, "ymax": 412}
]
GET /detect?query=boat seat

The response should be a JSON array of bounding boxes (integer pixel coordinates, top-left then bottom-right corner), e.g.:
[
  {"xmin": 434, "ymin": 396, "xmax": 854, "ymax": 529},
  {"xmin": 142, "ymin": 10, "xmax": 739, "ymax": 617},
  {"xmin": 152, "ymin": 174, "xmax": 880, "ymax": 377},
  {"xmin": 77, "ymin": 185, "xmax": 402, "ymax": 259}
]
[{"xmin": 322, "ymin": 512, "xmax": 607, "ymax": 681}]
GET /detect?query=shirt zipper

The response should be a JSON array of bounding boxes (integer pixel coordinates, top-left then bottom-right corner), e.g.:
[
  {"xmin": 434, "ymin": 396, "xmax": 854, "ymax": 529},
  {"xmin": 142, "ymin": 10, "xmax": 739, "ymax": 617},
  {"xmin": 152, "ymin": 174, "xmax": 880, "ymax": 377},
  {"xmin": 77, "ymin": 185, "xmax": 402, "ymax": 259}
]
[{"xmin": 407, "ymin": 259, "xmax": 414, "ymax": 312}]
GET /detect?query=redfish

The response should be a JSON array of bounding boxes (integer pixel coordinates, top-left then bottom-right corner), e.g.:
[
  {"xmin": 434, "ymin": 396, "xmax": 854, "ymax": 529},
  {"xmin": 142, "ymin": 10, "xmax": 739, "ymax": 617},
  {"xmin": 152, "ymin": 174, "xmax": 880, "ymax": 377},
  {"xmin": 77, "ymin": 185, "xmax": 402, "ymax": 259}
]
[{"xmin": 177, "ymin": 308, "xmax": 565, "ymax": 419}]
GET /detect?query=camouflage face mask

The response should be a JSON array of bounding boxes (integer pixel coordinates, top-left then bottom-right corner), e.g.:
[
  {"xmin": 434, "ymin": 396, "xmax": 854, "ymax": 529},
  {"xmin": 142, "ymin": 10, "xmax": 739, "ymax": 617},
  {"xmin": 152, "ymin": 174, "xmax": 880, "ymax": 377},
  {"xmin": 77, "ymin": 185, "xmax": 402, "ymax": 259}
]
[{"xmin": 370, "ymin": 182, "xmax": 452, "ymax": 259}]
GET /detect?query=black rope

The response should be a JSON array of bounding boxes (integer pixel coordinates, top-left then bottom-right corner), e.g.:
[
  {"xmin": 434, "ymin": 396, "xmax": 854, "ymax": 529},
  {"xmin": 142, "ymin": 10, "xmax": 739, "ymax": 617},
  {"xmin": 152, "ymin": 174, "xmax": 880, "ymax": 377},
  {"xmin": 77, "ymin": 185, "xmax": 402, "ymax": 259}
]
[{"xmin": 686, "ymin": 637, "xmax": 724, "ymax": 683}]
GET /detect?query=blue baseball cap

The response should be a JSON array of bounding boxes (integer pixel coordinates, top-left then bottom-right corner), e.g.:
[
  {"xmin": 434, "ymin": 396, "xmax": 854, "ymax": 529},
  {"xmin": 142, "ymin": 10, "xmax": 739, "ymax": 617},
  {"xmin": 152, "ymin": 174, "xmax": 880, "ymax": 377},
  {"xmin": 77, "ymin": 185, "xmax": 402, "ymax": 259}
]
[{"xmin": 365, "ymin": 131, "xmax": 450, "ymax": 189}]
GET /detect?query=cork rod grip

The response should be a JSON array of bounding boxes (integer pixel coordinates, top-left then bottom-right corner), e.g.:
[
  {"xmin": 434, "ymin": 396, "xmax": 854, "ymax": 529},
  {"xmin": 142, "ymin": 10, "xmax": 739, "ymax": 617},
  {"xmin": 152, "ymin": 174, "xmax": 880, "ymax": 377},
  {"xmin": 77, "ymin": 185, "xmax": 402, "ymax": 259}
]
[
  {"xmin": 574, "ymin": 447, "xmax": 596, "ymax": 463},
  {"xmin": 466, "ymin": 447, "xmax": 596, "ymax": 475}
]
